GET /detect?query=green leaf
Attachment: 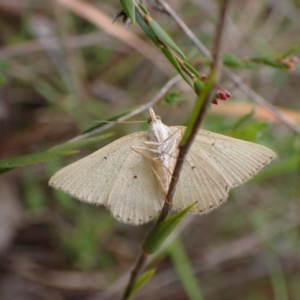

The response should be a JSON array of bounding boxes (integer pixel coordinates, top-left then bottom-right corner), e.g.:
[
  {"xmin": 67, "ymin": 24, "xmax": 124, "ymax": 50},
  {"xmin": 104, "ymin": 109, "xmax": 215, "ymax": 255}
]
[
  {"xmin": 120, "ymin": 0, "xmax": 135, "ymax": 24},
  {"xmin": 49, "ymin": 133, "xmax": 113, "ymax": 152},
  {"xmin": 168, "ymin": 238, "xmax": 204, "ymax": 300},
  {"xmin": 0, "ymin": 150, "xmax": 77, "ymax": 170},
  {"xmin": 142, "ymin": 202, "xmax": 196, "ymax": 254},
  {"xmin": 136, "ymin": 8, "xmax": 159, "ymax": 46},
  {"xmin": 163, "ymin": 92, "xmax": 186, "ymax": 107},
  {"xmin": 251, "ymin": 56, "xmax": 285, "ymax": 69},
  {"xmin": 193, "ymin": 79, "xmax": 205, "ymax": 95},
  {"xmin": 259, "ymin": 57, "xmax": 285, "ymax": 69},
  {"xmin": 280, "ymin": 45, "xmax": 299, "ymax": 59},
  {"xmin": 127, "ymin": 269, "xmax": 156, "ymax": 300},
  {"xmin": 147, "ymin": 18, "xmax": 186, "ymax": 60},
  {"xmin": 160, "ymin": 47, "xmax": 191, "ymax": 86},
  {"xmin": 232, "ymin": 122, "xmax": 269, "ymax": 141},
  {"xmin": 183, "ymin": 62, "xmax": 200, "ymax": 77},
  {"xmin": 138, "ymin": 4, "xmax": 150, "ymax": 15},
  {"xmin": 223, "ymin": 53, "xmax": 245, "ymax": 68},
  {"xmin": 230, "ymin": 111, "xmax": 269, "ymax": 141},
  {"xmin": 232, "ymin": 110, "xmax": 255, "ymax": 131},
  {"xmin": 243, "ymin": 61, "xmax": 260, "ymax": 70}
]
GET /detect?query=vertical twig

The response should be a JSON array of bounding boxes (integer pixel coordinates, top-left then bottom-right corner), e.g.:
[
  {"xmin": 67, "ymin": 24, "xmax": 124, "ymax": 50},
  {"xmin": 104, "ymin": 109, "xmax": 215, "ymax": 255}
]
[
  {"xmin": 123, "ymin": 252, "xmax": 149, "ymax": 299},
  {"xmin": 122, "ymin": 1, "xmax": 230, "ymax": 299},
  {"xmin": 157, "ymin": 0, "xmax": 230, "ymax": 223}
]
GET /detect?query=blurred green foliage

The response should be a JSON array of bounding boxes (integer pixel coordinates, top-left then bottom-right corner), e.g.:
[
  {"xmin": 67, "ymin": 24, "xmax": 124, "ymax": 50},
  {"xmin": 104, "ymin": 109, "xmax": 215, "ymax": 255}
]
[{"xmin": 0, "ymin": 0, "xmax": 299, "ymax": 299}]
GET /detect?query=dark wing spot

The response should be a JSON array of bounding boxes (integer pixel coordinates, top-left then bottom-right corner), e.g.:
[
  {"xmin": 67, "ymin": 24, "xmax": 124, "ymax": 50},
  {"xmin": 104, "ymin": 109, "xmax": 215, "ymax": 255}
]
[
  {"xmin": 209, "ymin": 205, "xmax": 215, "ymax": 209},
  {"xmin": 212, "ymin": 142, "xmax": 215, "ymax": 146},
  {"xmin": 133, "ymin": 175, "xmax": 137, "ymax": 179},
  {"xmin": 104, "ymin": 156, "xmax": 107, "ymax": 159},
  {"xmin": 127, "ymin": 218, "xmax": 132, "ymax": 222},
  {"xmin": 191, "ymin": 166, "xmax": 196, "ymax": 170}
]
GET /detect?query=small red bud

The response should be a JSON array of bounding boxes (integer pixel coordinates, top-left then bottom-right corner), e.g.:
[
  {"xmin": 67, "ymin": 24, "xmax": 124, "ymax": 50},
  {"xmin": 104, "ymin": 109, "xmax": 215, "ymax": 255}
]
[
  {"xmin": 281, "ymin": 55, "xmax": 300, "ymax": 71},
  {"xmin": 216, "ymin": 91, "xmax": 227, "ymax": 100},
  {"xmin": 291, "ymin": 56, "xmax": 299, "ymax": 63},
  {"xmin": 224, "ymin": 90, "xmax": 231, "ymax": 98}
]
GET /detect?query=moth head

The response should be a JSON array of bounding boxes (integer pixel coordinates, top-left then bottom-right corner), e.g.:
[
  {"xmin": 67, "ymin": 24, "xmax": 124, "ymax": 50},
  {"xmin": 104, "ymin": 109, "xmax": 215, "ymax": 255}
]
[{"xmin": 148, "ymin": 108, "xmax": 161, "ymax": 124}]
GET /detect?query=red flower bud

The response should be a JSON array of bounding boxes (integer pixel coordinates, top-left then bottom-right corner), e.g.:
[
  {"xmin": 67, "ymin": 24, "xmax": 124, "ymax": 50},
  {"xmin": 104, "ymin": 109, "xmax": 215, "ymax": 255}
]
[
  {"xmin": 216, "ymin": 91, "xmax": 227, "ymax": 100},
  {"xmin": 212, "ymin": 98, "xmax": 218, "ymax": 105}
]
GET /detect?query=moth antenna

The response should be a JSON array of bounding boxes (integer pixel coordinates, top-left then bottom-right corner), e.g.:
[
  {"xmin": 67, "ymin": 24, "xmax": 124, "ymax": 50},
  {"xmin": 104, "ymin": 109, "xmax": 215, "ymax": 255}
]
[
  {"xmin": 93, "ymin": 120, "xmax": 146, "ymax": 124},
  {"xmin": 131, "ymin": 146, "xmax": 161, "ymax": 160}
]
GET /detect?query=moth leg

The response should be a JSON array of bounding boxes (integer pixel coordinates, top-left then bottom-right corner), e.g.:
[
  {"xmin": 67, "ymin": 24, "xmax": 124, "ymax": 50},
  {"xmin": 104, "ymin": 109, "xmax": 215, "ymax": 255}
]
[
  {"xmin": 132, "ymin": 146, "xmax": 178, "ymax": 167},
  {"xmin": 144, "ymin": 129, "xmax": 181, "ymax": 148},
  {"xmin": 131, "ymin": 146, "xmax": 170, "ymax": 195},
  {"xmin": 150, "ymin": 165, "xmax": 174, "ymax": 207},
  {"xmin": 144, "ymin": 128, "xmax": 181, "ymax": 144},
  {"xmin": 131, "ymin": 146, "xmax": 160, "ymax": 161},
  {"xmin": 163, "ymin": 128, "xmax": 182, "ymax": 143},
  {"xmin": 142, "ymin": 141, "xmax": 179, "ymax": 161},
  {"xmin": 144, "ymin": 141, "xmax": 162, "ymax": 146},
  {"xmin": 150, "ymin": 165, "xmax": 175, "ymax": 207},
  {"xmin": 151, "ymin": 166, "xmax": 168, "ymax": 195},
  {"xmin": 152, "ymin": 160, "xmax": 173, "ymax": 176}
]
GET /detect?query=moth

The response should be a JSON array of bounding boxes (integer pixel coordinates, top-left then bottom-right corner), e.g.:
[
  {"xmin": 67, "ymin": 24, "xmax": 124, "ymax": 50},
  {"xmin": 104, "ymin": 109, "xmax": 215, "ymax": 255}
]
[{"xmin": 49, "ymin": 108, "xmax": 275, "ymax": 225}]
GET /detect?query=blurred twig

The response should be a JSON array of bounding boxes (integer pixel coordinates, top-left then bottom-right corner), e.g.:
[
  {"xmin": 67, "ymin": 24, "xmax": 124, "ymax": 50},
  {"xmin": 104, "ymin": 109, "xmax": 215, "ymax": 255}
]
[
  {"xmin": 68, "ymin": 74, "xmax": 181, "ymax": 142},
  {"xmin": 156, "ymin": 0, "xmax": 300, "ymax": 135},
  {"xmin": 157, "ymin": 0, "xmax": 228, "ymax": 223},
  {"xmin": 0, "ymin": 32, "xmax": 127, "ymax": 58}
]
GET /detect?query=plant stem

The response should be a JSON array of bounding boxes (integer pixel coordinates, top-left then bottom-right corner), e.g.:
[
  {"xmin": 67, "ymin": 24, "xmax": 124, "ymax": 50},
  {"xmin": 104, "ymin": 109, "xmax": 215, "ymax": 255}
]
[
  {"xmin": 123, "ymin": 251, "xmax": 149, "ymax": 299},
  {"xmin": 122, "ymin": 0, "xmax": 230, "ymax": 298}
]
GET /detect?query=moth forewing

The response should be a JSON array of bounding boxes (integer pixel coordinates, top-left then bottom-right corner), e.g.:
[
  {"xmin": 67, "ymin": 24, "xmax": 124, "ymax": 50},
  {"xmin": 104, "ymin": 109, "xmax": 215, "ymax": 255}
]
[
  {"xmin": 49, "ymin": 131, "xmax": 164, "ymax": 225},
  {"xmin": 172, "ymin": 126, "xmax": 275, "ymax": 214},
  {"xmin": 194, "ymin": 129, "xmax": 275, "ymax": 187}
]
